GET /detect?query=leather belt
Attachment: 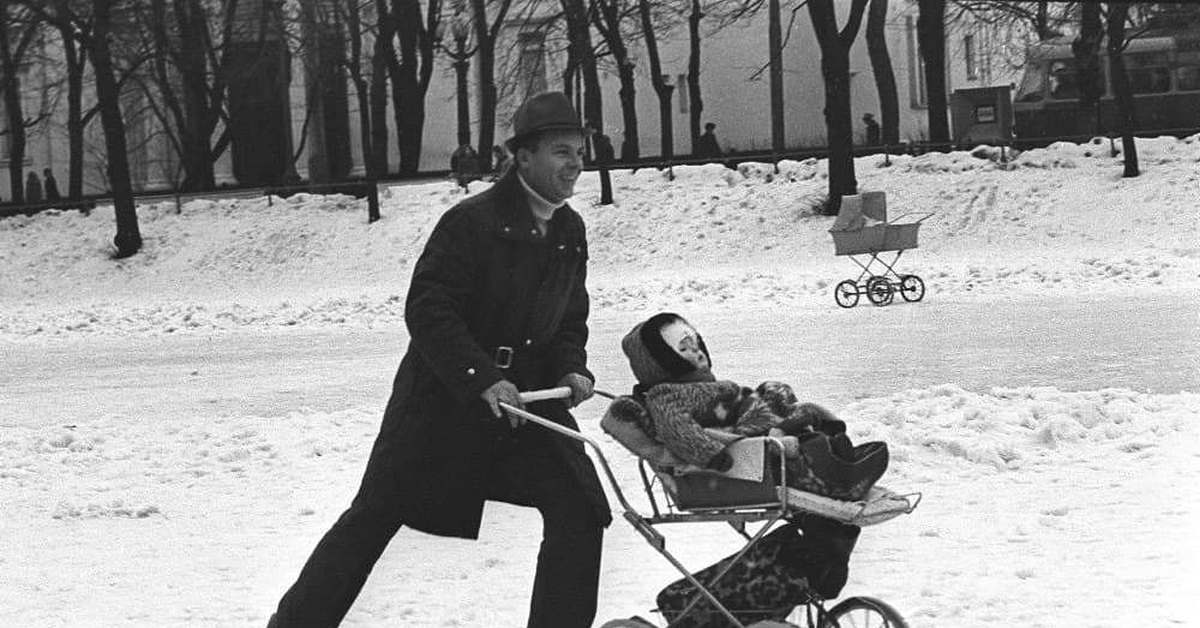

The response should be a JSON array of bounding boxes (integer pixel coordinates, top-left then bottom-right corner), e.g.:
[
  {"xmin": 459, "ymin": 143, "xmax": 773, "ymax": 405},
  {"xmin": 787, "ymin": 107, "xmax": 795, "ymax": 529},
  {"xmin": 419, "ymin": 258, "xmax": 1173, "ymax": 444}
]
[{"xmin": 493, "ymin": 346, "xmax": 514, "ymax": 369}]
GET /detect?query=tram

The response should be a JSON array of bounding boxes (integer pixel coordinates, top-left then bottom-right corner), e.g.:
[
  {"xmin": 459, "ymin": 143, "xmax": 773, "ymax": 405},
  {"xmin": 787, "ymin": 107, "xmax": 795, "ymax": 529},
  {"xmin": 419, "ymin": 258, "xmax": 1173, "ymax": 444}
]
[{"xmin": 1012, "ymin": 28, "xmax": 1200, "ymax": 142}]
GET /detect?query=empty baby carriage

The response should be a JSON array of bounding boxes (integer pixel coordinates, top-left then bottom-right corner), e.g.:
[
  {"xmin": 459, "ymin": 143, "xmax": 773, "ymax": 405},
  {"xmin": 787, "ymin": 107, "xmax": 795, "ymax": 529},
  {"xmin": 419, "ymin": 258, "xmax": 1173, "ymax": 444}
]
[{"xmin": 829, "ymin": 191, "xmax": 933, "ymax": 308}]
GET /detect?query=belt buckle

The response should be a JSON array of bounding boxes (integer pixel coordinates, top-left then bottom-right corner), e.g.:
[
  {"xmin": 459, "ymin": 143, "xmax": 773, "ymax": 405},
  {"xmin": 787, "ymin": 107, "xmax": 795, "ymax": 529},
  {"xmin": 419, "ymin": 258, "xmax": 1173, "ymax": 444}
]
[{"xmin": 493, "ymin": 346, "xmax": 514, "ymax": 369}]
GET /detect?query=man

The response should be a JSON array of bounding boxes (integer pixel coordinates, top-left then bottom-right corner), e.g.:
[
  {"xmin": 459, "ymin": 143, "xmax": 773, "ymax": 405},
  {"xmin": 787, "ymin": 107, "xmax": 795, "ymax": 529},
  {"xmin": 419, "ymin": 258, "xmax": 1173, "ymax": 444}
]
[
  {"xmin": 862, "ymin": 113, "xmax": 881, "ymax": 146},
  {"xmin": 43, "ymin": 168, "xmax": 62, "ymax": 201},
  {"xmin": 696, "ymin": 122, "xmax": 722, "ymax": 158},
  {"xmin": 268, "ymin": 91, "xmax": 610, "ymax": 628}
]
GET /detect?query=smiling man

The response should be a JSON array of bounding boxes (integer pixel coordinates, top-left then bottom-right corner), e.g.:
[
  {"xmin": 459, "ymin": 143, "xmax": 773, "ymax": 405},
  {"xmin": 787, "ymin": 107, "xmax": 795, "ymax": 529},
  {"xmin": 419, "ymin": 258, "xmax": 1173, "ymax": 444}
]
[{"xmin": 268, "ymin": 91, "xmax": 609, "ymax": 628}]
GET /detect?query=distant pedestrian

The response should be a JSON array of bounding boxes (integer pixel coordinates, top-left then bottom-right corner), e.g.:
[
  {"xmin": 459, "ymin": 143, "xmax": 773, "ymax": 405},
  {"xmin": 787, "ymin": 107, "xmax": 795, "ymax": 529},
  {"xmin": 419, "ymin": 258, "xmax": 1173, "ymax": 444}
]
[
  {"xmin": 491, "ymin": 145, "xmax": 511, "ymax": 180},
  {"xmin": 25, "ymin": 171, "xmax": 42, "ymax": 203},
  {"xmin": 43, "ymin": 168, "xmax": 61, "ymax": 201},
  {"xmin": 696, "ymin": 122, "xmax": 722, "ymax": 158},
  {"xmin": 450, "ymin": 144, "xmax": 479, "ymax": 190},
  {"xmin": 862, "ymin": 113, "xmax": 881, "ymax": 146}
]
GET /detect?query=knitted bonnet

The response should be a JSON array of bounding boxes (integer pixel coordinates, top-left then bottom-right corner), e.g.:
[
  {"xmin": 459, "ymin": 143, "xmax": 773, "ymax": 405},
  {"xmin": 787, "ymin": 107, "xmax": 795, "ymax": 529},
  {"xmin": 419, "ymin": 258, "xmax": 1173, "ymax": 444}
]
[{"xmin": 621, "ymin": 312, "xmax": 714, "ymax": 391}]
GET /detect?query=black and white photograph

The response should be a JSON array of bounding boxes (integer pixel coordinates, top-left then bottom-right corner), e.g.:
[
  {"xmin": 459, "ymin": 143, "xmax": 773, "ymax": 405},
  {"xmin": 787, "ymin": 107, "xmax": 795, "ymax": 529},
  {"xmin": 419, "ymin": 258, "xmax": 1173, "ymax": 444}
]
[{"xmin": 2, "ymin": 1, "xmax": 1198, "ymax": 627}]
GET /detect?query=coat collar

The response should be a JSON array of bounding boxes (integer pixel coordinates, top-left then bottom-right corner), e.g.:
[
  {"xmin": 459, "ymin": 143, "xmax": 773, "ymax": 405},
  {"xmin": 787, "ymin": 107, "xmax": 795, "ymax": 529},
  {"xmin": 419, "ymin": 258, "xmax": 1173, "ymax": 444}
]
[{"xmin": 490, "ymin": 169, "xmax": 581, "ymax": 244}]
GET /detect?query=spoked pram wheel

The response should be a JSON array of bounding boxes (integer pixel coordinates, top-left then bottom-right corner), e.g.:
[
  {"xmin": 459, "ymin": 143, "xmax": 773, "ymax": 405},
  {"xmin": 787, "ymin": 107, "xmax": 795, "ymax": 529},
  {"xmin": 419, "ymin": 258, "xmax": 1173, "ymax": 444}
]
[
  {"xmin": 865, "ymin": 276, "xmax": 894, "ymax": 306},
  {"xmin": 834, "ymin": 279, "xmax": 860, "ymax": 308},
  {"xmin": 899, "ymin": 274, "xmax": 925, "ymax": 302},
  {"xmin": 813, "ymin": 595, "xmax": 910, "ymax": 627}
]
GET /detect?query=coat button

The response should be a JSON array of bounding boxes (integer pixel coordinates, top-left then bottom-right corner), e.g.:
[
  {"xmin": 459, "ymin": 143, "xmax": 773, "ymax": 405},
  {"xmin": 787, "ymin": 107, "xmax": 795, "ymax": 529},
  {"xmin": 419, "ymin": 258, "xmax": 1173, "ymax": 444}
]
[
  {"xmin": 557, "ymin": 244, "xmax": 565, "ymax": 250},
  {"xmin": 530, "ymin": 229, "xmax": 538, "ymax": 236},
  {"xmin": 467, "ymin": 367, "xmax": 476, "ymax": 375},
  {"xmin": 524, "ymin": 338, "xmax": 532, "ymax": 345},
  {"xmin": 503, "ymin": 226, "xmax": 511, "ymax": 233}
]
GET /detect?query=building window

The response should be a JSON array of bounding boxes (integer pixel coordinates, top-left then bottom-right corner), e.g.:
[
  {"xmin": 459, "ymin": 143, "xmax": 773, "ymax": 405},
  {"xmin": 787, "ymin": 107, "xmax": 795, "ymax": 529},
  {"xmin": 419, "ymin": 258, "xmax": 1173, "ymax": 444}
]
[
  {"xmin": 1177, "ymin": 65, "xmax": 1200, "ymax": 91},
  {"xmin": 906, "ymin": 16, "xmax": 927, "ymax": 108},
  {"xmin": 516, "ymin": 31, "xmax": 547, "ymax": 101},
  {"xmin": 677, "ymin": 74, "xmax": 688, "ymax": 113},
  {"xmin": 964, "ymin": 34, "xmax": 977, "ymax": 80},
  {"xmin": 1126, "ymin": 52, "xmax": 1171, "ymax": 94}
]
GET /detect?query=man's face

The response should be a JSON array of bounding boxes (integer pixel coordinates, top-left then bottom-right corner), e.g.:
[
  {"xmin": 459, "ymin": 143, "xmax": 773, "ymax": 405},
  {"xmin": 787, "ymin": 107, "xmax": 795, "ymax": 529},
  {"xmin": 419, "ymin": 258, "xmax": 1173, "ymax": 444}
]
[{"xmin": 517, "ymin": 130, "xmax": 586, "ymax": 204}]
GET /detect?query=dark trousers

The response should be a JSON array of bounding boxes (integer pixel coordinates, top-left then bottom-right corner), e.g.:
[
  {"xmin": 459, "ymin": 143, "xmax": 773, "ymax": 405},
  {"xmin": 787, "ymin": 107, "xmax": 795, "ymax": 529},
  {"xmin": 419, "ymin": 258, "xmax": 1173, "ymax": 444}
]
[{"xmin": 270, "ymin": 432, "xmax": 604, "ymax": 628}]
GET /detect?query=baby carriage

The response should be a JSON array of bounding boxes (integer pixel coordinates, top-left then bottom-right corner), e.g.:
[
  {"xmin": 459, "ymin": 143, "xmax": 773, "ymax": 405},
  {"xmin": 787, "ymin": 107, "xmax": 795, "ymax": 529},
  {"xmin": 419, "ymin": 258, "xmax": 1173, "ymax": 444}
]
[
  {"xmin": 828, "ymin": 191, "xmax": 933, "ymax": 308},
  {"xmin": 501, "ymin": 387, "xmax": 920, "ymax": 628}
]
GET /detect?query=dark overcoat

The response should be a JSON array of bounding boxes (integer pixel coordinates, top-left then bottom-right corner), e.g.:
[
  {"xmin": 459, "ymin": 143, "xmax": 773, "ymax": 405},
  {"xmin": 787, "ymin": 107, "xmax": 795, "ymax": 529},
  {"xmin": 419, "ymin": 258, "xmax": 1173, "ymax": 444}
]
[{"xmin": 368, "ymin": 169, "xmax": 612, "ymax": 539}]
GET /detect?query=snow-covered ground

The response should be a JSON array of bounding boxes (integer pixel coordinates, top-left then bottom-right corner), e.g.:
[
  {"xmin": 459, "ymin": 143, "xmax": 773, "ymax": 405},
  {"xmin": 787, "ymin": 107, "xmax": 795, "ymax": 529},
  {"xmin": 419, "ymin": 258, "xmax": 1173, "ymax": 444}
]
[{"xmin": 2, "ymin": 137, "xmax": 1199, "ymax": 627}]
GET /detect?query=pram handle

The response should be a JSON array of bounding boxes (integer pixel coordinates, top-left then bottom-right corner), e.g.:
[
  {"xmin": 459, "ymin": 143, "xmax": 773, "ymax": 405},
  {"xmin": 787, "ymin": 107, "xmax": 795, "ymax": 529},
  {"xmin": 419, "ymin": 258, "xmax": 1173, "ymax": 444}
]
[
  {"xmin": 517, "ymin": 387, "xmax": 619, "ymax": 403},
  {"xmin": 517, "ymin": 386, "xmax": 572, "ymax": 403},
  {"xmin": 888, "ymin": 211, "xmax": 935, "ymax": 223}
]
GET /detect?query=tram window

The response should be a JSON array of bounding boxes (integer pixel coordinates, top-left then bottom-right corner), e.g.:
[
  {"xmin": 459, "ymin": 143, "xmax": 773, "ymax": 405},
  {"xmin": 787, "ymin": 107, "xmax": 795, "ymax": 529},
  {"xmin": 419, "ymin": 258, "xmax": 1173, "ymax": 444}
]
[
  {"xmin": 1177, "ymin": 66, "xmax": 1200, "ymax": 91},
  {"xmin": 1015, "ymin": 63, "xmax": 1046, "ymax": 102},
  {"xmin": 1048, "ymin": 60, "xmax": 1079, "ymax": 100},
  {"xmin": 1129, "ymin": 67, "xmax": 1171, "ymax": 94},
  {"xmin": 1127, "ymin": 52, "xmax": 1171, "ymax": 94}
]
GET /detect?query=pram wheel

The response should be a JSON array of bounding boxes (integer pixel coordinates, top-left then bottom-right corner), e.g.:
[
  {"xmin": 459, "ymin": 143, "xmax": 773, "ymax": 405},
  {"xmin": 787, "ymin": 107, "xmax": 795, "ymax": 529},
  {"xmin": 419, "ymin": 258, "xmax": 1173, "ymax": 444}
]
[
  {"xmin": 865, "ymin": 277, "xmax": 894, "ymax": 306},
  {"xmin": 898, "ymin": 275, "xmax": 925, "ymax": 302},
  {"xmin": 834, "ymin": 280, "xmax": 860, "ymax": 308},
  {"xmin": 814, "ymin": 595, "xmax": 909, "ymax": 628}
]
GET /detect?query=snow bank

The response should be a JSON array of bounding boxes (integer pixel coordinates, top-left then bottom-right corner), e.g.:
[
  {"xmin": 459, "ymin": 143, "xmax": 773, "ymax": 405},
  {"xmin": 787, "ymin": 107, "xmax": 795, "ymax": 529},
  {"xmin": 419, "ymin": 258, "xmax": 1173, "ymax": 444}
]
[{"xmin": 1, "ymin": 135, "xmax": 1198, "ymax": 340}]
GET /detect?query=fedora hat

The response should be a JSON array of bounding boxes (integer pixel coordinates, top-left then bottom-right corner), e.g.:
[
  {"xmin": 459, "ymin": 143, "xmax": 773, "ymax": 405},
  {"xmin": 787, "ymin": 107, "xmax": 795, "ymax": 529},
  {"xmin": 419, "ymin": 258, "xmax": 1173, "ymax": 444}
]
[{"xmin": 506, "ymin": 91, "xmax": 589, "ymax": 150}]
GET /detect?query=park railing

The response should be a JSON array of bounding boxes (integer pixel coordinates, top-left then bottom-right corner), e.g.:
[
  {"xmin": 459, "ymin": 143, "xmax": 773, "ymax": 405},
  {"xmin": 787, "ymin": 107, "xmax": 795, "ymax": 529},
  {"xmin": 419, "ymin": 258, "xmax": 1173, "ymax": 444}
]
[{"xmin": 3, "ymin": 124, "xmax": 1196, "ymax": 221}]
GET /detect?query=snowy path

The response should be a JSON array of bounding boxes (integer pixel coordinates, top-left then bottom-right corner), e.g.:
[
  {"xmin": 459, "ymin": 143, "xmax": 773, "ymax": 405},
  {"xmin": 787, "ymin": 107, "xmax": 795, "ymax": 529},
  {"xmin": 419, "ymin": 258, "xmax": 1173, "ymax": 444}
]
[
  {"xmin": 2, "ymin": 292, "xmax": 1198, "ymax": 627},
  {"xmin": 6, "ymin": 291, "xmax": 1197, "ymax": 428}
]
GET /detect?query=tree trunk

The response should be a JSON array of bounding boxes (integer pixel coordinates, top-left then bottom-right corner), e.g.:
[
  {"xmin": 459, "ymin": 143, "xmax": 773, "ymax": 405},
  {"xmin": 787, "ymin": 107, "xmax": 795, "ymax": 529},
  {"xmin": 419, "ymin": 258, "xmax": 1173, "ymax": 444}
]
[
  {"xmin": 639, "ymin": 0, "xmax": 673, "ymax": 159},
  {"xmin": 471, "ymin": 0, "xmax": 513, "ymax": 166},
  {"xmin": 392, "ymin": 0, "xmax": 428, "ymax": 174},
  {"xmin": 178, "ymin": 0, "xmax": 217, "ymax": 190},
  {"xmin": 1072, "ymin": 2, "xmax": 1104, "ymax": 137},
  {"xmin": 302, "ymin": 2, "xmax": 331, "ymax": 182},
  {"xmin": 687, "ymin": 0, "xmax": 703, "ymax": 153},
  {"xmin": 809, "ymin": 0, "xmax": 867, "ymax": 215},
  {"xmin": 345, "ymin": 0, "xmax": 374, "ymax": 177},
  {"xmin": 370, "ymin": 0, "xmax": 392, "ymax": 176},
  {"xmin": 592, "ymin": 0, "xmax": 639, "ymax": 161},
  {"xmin": 66, "ymin": 37, "xmax": 85, "ymax": 198},
  {"xmin": 92, "ymin": 0, "xmax": 141, "ymax": 258},
  {"xmin": 768, "ymin": 0, "xmax": 784, "ymax": 152},
  {"xmin": 0, "ymin": 6, "xmax": 27, "ymax": 204},
  {"xmin": 917, "ymin": 0, "xmax": 949, "ymax": 145},
  {"xmin": 866, "ymin": 0, "xmax": 899, "ymax": 145},
  {"xmin": 561, "ymin": 0, "xmax": 601, "ymax": 128},
  {"xmin": 1106, "ymin": 2, "xmax": 1139, "ymax": 178}
]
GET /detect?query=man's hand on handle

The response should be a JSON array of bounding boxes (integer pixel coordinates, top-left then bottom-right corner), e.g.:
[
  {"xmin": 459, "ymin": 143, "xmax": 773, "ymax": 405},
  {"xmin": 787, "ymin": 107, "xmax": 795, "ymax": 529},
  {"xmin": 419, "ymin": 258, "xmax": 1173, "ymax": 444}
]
[
  {"xmin": 557, "ymin": 373, "xmax": 594, "ymax": 408},
  {"xmin": 481, "ymin": 379, "xmax": 524, "ymax": 428}
]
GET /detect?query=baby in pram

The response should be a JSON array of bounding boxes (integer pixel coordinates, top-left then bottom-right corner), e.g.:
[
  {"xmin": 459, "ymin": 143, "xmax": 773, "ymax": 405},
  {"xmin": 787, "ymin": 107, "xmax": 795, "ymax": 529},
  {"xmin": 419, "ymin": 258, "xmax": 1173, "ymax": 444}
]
[{"xmin": 601, "ymin": 312, "xmax": 888, "ymax": 502}]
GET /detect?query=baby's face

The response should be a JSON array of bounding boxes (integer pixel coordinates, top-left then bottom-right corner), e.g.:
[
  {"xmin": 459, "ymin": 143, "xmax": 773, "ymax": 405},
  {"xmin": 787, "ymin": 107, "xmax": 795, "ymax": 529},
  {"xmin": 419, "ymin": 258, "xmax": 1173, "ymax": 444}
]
[{"xmin": 660, "ymin": 320, "xmax": 709, "ymax": 370}]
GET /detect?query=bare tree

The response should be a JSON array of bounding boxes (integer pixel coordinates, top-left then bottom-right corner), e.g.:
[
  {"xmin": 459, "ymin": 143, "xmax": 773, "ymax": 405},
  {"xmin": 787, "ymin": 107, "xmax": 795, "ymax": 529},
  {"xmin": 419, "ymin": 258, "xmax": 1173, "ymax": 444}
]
[
  {"xmin": 685, "ymin": 0, "xmax": 703, "ymax": 152},
  {"xmin": 371, "ymin": 0, "xmax": 394, "ymax": 175},
  {"xmin": 917, "ymin": 0, "xmax": 949, "ymax": 145},
  {"xmin": 808, "ymin": 0, "xmax": 868, "ymax": 215},
  {"xmin": 1071, "ymin": 2, "xmax": 1103, "ymax": 136},
  {"xmin": 560, "ymin": 0, "xmax": 601, "ymax": 131},
  {"xmin": 387, "ymin": 0, "xmax": 441, "ymax": 174},
  {"xmin": 129, "ymin": 0, "xmax": 239, "ymax": 192},
  {"xmin": 0, "ymin": 3, "xmax": 50, "ymax": 204},
  {"xmin": 90, "ymin": 0, "xmax": 140, "ymax": 257},
  {"xmin": 637, "ymin": 0, "xmax": 674, "ymax": 159},
  {"xmin": 866, "ymin": 0, "xmax": 898, "ymax": 146},
  {"xmin": 44, "ymin": 0, "xmax": 91, "ymax": 199},
  {"xmin": 469, "ymin": 0, "xmax": 515, "ymax": 167},
  {"xmin": 591, "ymin": 0, "xmax": 640, "ymax": 161},
  {"xmin": 1105, "ymin": 1, "xmax": 1137, "ymax": 177},
  {"xmin": 337, "ymin": 0, "xmax": 376, "ymax": 177}
]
